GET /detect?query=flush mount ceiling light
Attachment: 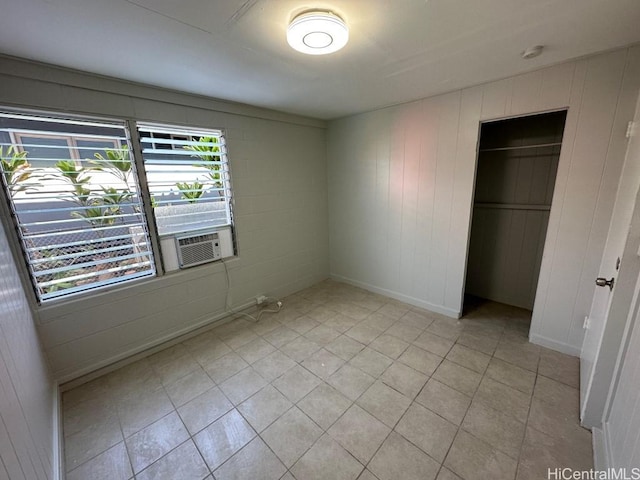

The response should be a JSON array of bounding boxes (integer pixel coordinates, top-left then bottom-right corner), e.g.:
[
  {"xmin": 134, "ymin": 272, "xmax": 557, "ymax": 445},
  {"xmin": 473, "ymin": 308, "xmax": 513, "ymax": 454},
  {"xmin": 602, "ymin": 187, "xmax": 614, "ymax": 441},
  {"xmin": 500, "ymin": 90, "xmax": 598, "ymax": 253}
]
[{"xmin": 287, "ymin": 11, "xmax": 349, "ymax": 55}]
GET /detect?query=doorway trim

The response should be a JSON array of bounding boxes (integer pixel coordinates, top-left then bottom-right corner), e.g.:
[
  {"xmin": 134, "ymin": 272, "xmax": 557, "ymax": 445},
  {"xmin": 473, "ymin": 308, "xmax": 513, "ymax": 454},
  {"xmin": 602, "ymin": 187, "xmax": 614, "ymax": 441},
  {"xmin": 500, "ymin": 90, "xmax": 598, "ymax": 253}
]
[{"xmin": 459, "ymin": 108, "xmax": 570, "ymax": 337}]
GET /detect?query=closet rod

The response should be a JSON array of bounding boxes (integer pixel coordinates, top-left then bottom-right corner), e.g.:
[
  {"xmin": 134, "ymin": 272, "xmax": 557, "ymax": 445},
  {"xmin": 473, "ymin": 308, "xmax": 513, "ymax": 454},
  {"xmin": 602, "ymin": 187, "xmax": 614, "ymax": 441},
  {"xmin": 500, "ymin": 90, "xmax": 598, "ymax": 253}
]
[
  {"xmin": 474, "ymin": 203, "xmax": 551, "ymax": 211},
  {"xmin": 479, "ymin": 142, "xmax": 562, "ymax": 152}
]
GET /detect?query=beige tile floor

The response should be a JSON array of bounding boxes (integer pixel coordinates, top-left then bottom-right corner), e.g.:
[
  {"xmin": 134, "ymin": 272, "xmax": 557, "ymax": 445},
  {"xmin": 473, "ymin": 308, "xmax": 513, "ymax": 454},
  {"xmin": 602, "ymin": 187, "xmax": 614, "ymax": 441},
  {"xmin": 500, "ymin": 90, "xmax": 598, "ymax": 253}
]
[{"xmin": 62, "ymin": 280, "xmax": 592, "ymax": 480}]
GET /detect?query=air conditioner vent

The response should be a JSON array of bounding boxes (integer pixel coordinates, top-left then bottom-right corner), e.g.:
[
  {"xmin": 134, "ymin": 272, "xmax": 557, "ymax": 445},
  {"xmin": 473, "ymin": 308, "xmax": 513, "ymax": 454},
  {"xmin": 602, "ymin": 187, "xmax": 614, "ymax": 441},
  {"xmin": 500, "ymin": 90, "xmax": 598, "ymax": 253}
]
[{"xmin": 175, "ymin": 232, "xmax": 221, "ymax": 268}]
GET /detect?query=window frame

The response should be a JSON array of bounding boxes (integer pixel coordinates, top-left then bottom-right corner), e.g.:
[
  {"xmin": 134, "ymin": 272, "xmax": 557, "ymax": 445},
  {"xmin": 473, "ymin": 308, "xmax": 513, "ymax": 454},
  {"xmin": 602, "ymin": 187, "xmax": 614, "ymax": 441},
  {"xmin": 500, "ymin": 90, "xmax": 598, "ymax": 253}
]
[
  {"xmin": 10, "ymin": 130, "xmax": 121, "ymax": 168},
  {"xmin": 135, "ymin": 122, "xmax": 234, "ymax": 239},
  {"xmin": 0, "ymin": 107, "xmax": 237, "ymax": 307}
]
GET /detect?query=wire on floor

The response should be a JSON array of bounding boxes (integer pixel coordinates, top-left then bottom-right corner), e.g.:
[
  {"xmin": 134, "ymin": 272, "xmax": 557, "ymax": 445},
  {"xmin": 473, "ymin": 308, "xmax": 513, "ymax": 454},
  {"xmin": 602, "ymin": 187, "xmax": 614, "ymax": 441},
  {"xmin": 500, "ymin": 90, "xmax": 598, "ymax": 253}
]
[{"xmin": 221, "ymin": 258, "xmax": 283, "ymax": 323}]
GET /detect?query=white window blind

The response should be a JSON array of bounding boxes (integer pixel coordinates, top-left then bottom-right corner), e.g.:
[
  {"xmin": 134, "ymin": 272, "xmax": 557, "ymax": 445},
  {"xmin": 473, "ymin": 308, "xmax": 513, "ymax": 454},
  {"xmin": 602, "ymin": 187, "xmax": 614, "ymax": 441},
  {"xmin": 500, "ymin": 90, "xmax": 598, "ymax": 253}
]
[
  {"xmin": 137, "ymin": 123, "xmax": 233, "ymax": 236},
  {"xmin": 0, "ymin": 112, "xmax": 156, "ymax": 302}
]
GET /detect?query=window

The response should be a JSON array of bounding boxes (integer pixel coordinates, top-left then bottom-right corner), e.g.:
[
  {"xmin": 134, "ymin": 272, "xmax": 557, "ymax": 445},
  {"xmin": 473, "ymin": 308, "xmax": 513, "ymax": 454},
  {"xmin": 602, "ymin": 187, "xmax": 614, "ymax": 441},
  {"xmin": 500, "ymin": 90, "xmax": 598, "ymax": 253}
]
[
  {"xmin": 11, "ymin": 134, "xmax": 72, "ymax": 168},
  {"xmin": 0, "ymin": 112, "xmax": 156, "ymax": 302},
  {"xmin": 75, "ymin": 138, "xmax": 122, "ymax": 165},
  {"xmin": 0, "ymin": 111, "xmax": 236, "ymax": 303},
  {"xmin": 137, "ymin": 123, "xmax": 233, "ymax": 236},
  {"xmin": 144, "ymin": 131, "xmax": 191, "ymax": 151},
  {"xmin": 10, "ymin": 131, "xmax": 120, "ymax": 168}
]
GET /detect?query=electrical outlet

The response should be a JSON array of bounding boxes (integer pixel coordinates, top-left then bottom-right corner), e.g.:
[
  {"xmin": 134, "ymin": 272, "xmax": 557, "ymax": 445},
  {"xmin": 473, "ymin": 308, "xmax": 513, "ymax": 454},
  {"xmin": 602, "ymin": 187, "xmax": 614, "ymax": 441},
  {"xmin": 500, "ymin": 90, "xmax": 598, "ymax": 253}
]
[{"xmin": 256, "ymin": 295, "xmax": 268, "ymax": 305}]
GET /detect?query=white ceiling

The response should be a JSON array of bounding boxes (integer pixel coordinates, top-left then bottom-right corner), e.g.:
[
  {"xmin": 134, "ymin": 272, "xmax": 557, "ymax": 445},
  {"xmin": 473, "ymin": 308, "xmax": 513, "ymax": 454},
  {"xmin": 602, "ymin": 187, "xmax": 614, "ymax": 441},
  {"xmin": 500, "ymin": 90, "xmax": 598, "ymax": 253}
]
[{"xmin": 2, "ymin": 0, "xmax": 640, "ymax": 119}]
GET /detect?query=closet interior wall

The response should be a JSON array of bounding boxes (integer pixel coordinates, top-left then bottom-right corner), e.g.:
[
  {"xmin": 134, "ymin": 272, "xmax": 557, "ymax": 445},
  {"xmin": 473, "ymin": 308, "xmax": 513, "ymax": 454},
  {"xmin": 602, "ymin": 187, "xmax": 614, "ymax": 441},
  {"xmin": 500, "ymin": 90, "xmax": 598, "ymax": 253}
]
[{"xmin": 465, "ymin": 111, "xmax": 567, "ymax": 311}]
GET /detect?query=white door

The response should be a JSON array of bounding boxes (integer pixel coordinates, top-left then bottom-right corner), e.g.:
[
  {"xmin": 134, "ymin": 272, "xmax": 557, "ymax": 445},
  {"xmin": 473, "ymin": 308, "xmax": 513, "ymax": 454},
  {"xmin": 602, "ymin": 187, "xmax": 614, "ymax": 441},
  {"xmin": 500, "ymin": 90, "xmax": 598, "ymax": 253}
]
[
  {"xmin": 600, "ymin": 256, "xmax": 640, "ymax": 468},
  {"xmin": 581, "ymin": 98, "xmax": 640, "ymax": 428}
]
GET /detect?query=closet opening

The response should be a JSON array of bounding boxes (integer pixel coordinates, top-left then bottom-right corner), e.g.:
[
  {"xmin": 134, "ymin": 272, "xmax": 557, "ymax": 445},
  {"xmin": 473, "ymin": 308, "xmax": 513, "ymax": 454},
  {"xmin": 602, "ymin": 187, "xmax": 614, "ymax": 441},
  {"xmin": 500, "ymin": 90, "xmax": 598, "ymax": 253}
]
[{"xmin": 463, "ymin": 110, "xmax": 568, "ymax": 329}]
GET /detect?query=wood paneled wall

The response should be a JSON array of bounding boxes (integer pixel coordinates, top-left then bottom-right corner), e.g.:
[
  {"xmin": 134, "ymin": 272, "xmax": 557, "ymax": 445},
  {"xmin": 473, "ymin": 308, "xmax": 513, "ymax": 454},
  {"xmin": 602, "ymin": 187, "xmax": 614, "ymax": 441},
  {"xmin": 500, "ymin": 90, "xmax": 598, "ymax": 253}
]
[
  {"xmin": 0, "ymin": 218, "xmax": 55, "ymax": 479},
  {"xmin": 328, "ymin": 46, "xmax": 640, "ymax": 355}
]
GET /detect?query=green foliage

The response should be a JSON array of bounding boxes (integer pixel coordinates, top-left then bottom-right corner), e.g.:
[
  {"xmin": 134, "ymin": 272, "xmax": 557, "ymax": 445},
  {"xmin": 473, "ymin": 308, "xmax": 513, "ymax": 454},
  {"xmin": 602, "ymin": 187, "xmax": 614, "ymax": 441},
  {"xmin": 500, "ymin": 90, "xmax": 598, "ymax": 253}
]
[
  {"xmin": 15, "ymin": 142, "xmax": 143, "ymax": 296},
  {"xmin": 70, "ymin": 187, "xmax": 133, "ymax": 227},
  {"xmin": 91, "ymin": 145, "xmax": 132, "ymax": 185},
  {"xmin": 0, "ymin": 145, "xmax": 37, "ymax": 195},
  {"xmin": 176, "ymin": 181, "xmax": 206, "ymax": 203},
  {"xmin": 71, "ymin": 206, "xmax": 118, "ymax": 227},
  {"xmin": 183, "ymin": 136, "xmax": 222, "ymax": 186},
  {"xmin": 100, "ymin": 186, "xmax": 133, "ymax": 207},
  {"xmin": 53, "ymin": 160, "xmax": 94, "ymax": 206},
  {"xmin": 54, "ymin": 146, "xmax": 136, "ymax": 228}
]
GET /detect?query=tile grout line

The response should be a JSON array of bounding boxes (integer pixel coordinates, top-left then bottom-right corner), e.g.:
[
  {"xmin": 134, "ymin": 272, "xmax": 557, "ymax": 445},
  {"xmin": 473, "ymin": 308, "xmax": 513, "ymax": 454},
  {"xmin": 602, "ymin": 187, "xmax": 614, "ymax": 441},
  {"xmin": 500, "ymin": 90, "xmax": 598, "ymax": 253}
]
[{"xmin": 62, "ymin": 286, "xmax": 584, "ymax": 480}]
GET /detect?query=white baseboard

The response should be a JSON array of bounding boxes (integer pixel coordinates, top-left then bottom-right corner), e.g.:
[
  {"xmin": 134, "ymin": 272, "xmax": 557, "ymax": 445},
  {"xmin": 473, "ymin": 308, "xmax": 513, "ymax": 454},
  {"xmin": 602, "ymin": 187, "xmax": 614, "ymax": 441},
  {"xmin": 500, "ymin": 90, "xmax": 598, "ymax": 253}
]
[
  {"xmin": 592, "ymin": 427, "xmax": 607, "ymax": 470},
  {"xmin": 330, "ymin": 274, "xmax": 460, "ymax": 318},
  {"xmin": 602, "ymin": 422, "xmax": 615, "ymax": 469},
  {"xmin": 57, "ymin": 299, "xmax": 257, "ymax": 387},
  {"xmin": 529, "ymin": 332, "xmax": 581, "ymax": 356}
]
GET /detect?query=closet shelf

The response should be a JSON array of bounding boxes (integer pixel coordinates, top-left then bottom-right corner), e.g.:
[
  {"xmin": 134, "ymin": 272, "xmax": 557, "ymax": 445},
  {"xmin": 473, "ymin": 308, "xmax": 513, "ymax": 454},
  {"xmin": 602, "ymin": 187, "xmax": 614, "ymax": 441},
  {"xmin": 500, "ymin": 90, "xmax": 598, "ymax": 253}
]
[
  {"xmin": 474, "ymin": 203, "xmax": 551, "ymax": 211},
  {"xmin": 479, "ymin": 142, "xmax": 562, "ymax": 152}
]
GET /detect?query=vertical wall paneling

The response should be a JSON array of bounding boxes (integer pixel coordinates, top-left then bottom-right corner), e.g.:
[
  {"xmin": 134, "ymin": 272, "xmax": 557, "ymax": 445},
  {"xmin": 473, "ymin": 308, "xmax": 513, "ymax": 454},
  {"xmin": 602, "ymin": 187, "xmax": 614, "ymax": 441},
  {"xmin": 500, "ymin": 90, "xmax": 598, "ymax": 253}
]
[
  {"xmin": 577, "ymin": 47, "xmax": 640, "ymax": 361},
  {"xmin": 533, "ymin": 50, "xmax": 630, "ymax": 349},
  {"xmin": 412, "ymin": 98, "xmax": 439, "ymax": 300},
  {"xmin": 399, "ymin": 102, "xmax": 422, "ymax": 296},
  {"xmin": 387, "ymin": 106, "xmax": 406, "ymax": 291},
  {"xmin": 538, "ymin": 61, "xmax": 575, "ymax": 110},
  {"xmin": 529, "ymin": 63, "xmax": 585, "ymax": 351},
  {"xmin": 374, "ymin": 112, "xmax": 393, "ymax": 288},
  {"xmin": 328, "ymin": 46, "xmax": 640, "ymax": 354},
  {"xmin": 430, "ymin": 93, "xmax": 462, "ymax": 307},
  {"xmin": 0, "ymin": 214, "xmax": 55, "ymax": 479},
  {"xmin": 509, "ymin": 70, "xmax": 543, "ymax": 116},
  {"xmin": 445, "ymin": 87, "xmax": 483, "ymax": 311},
  {"xmin": 480, "ymin": 78, "xmax": 511, "ymax": 120},
  {"xmin": 567, "ymin": 49, "xmax": 638, "ymax": 348}
]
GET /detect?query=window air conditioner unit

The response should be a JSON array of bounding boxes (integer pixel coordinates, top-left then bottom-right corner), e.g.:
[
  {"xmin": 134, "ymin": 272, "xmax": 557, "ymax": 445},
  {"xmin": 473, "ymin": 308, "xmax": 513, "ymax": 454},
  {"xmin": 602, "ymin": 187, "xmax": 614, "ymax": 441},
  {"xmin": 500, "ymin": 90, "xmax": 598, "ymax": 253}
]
[
  {"xmin": 175, "ymin": 231, "xmax": 221, "ymax": 268},
  {"xmin": 159, "ymin": 226, "xmax": 233, "ymax": 272}
]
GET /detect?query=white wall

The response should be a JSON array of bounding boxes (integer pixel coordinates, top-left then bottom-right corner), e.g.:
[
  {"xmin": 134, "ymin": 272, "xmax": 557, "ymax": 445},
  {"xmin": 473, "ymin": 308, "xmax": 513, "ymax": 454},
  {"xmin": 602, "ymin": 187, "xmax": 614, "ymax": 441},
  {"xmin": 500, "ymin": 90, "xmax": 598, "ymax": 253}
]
[
  {"xmin": 0, "ymin": 211, "xmax": 55, "ymax": 478},
  {"xmin": 0, "ymin": 56, "xmax": 329, "ymax": 382},
  {"xmin": 327, "ymin": 46, "xmax": 640, "ymax": 355}
]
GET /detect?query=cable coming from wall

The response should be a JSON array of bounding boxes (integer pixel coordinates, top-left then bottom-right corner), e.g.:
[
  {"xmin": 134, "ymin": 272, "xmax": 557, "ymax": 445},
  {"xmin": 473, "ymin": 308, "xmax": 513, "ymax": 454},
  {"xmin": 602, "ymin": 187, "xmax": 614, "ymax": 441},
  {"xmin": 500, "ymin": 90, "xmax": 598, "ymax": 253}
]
[{"xmin": 221, "ymin": 258, "xmax": 283, "ymax": 323}]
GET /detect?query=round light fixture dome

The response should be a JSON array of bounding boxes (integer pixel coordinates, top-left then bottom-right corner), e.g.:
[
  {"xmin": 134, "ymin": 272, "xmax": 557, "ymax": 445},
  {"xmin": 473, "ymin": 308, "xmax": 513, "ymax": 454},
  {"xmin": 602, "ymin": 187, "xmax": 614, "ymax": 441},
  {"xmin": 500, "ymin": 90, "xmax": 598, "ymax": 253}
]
[{"xmin": 287, "ymin": 11, "xmax": 349, "ymax": 55}]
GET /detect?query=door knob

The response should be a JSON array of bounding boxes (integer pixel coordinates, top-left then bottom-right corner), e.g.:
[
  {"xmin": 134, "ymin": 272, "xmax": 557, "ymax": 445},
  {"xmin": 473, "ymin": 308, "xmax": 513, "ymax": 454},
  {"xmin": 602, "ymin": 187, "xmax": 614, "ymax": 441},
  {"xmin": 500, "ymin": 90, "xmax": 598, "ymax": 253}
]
[{"xmin": 595, "ymin": 277, "xmax": 615, "ymax": 291}]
